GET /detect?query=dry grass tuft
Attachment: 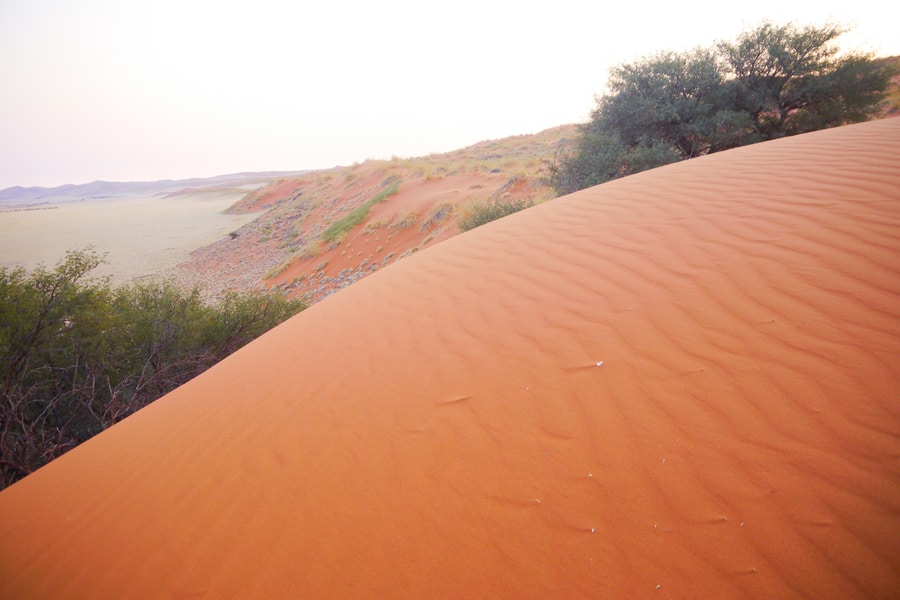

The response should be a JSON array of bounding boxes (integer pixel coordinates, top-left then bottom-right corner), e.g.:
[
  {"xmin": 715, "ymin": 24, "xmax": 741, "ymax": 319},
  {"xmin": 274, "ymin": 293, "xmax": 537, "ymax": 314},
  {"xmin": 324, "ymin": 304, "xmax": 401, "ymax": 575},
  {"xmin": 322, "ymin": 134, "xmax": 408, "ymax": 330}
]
[{"xmin": 390, "ymin": 210, "xmax": 418, "ymax": 230}]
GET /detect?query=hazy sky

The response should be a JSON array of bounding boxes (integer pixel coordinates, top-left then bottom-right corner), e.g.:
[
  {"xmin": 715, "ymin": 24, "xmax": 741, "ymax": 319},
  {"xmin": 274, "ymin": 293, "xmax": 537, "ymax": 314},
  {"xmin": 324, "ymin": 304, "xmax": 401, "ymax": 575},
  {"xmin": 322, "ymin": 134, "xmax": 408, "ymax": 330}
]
[{"xmin": 1, "ymin": 1, "xmax": 897, "ymax": 190}]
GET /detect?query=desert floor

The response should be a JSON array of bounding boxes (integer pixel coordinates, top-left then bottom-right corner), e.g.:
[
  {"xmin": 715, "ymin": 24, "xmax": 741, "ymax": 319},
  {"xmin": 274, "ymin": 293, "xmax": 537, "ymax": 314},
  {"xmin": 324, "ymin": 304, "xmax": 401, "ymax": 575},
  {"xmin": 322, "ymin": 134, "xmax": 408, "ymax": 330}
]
[{"xmin": 0, "ymin": 189, "xmax": 257, "ymax": 284}]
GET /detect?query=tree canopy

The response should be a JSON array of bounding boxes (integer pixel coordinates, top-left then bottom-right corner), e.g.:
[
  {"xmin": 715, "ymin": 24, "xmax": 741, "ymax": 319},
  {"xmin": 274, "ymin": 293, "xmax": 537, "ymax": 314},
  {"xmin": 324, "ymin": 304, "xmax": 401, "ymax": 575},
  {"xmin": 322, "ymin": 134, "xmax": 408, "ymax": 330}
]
[{"xmin": 549, "ymin": 21, "xmax": 895, "ymax": 194}]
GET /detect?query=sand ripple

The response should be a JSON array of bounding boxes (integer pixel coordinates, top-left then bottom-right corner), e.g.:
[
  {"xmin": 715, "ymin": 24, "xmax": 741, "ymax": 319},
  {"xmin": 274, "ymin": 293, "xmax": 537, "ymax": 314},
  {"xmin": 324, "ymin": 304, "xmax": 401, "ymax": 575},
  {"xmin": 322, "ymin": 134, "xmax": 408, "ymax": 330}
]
[{"xmin": 1, "ymin": 119, "xmax": 898, "ymax": 598}]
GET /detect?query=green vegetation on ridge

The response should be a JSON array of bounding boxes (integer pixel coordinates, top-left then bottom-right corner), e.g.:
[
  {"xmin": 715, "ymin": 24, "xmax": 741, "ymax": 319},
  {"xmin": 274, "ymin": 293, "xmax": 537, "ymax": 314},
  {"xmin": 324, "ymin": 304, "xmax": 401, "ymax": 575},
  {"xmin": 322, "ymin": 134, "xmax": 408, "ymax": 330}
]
[
  {"xmin": 457, "ymin": 198, "xmax": 534, "ymax": 232},
  {"xmin": 549, "ymin": 21, "xmax": 896, "ymax": 194}
]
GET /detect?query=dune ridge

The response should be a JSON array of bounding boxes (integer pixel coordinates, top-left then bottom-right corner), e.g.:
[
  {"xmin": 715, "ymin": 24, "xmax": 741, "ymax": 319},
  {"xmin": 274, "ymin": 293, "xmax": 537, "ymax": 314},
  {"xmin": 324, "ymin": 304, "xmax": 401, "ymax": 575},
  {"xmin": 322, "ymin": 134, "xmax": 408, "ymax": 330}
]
[{"xmin": 0, "ymin": 119, "xmax": 898, "ymax": 598}]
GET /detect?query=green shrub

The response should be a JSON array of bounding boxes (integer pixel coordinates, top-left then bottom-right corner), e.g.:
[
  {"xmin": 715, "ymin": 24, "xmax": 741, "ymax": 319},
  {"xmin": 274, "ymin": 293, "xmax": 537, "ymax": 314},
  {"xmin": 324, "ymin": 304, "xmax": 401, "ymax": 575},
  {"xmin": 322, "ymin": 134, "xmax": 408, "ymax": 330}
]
[
  {"xmin": 0, "ymin": 248, "xmax": 305, "ymax": 489},
  {"xmin": 458, "ymin": 199, "xmax": 533, "ymax": 232}
]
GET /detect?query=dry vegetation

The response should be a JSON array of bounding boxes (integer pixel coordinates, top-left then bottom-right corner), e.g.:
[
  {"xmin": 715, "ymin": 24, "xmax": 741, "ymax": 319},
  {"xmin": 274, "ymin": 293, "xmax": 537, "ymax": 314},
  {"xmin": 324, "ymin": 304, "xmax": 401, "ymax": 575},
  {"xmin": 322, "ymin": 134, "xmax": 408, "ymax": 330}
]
[
  {"xmin": 177, "ymin": 125, "xmax": 577, "ymax": 304},
  {"xmin": 879, "ymin": 56, "xmax": 900, "ymax": 116}
]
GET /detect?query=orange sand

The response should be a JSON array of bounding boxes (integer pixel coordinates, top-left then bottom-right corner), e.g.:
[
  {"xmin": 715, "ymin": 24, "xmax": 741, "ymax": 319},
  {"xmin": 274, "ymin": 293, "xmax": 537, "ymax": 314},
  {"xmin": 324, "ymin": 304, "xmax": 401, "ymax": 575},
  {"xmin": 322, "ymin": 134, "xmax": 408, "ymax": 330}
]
[
  {"xmin": 1, "ymin": 119, "xmax": 899, "ymax": 598},
  {"xmin": 266, "ymin": 171, "xmax": 517, "ymax": 302}
]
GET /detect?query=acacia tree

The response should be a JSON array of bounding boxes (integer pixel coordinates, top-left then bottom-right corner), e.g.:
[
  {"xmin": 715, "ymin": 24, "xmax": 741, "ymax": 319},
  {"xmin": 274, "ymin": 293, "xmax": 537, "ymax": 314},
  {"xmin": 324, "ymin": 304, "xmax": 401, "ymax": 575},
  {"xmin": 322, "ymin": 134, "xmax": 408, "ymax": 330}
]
[
  {"xmin": 720, "ymin": 22, "xmax": 890, "ymax": 139},
  {"xmin": 550, "ymin": 21, "xmax": 895, "ymax": 194}
]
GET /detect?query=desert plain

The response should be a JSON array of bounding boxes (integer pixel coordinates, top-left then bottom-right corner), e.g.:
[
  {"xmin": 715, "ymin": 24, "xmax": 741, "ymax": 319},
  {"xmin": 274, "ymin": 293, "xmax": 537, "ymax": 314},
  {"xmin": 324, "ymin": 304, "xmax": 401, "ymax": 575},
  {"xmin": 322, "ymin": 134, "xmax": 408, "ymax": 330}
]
[{"xmin": 0, "ymin": 188, "xmax": 260, "ymax": 284}]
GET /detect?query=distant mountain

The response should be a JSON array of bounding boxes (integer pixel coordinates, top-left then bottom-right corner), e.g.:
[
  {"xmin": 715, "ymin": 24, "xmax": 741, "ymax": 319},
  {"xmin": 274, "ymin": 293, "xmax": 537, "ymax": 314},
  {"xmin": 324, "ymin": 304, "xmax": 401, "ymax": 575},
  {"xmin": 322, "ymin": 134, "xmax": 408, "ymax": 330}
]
[{"xmin": 0, "ymin": 171, "xmax": 309, "ymax": 204}]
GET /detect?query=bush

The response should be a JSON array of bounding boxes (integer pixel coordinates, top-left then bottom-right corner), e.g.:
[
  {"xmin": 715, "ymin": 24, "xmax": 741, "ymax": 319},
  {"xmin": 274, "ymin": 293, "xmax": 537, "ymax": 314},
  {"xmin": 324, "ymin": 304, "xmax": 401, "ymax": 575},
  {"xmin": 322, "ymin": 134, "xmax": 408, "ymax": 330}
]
[
  {"xmin": 457, "ymin": 199, "xmax": 533, "ymax": 232},
  {"xmin": 0, "ymin": 249, "xmax": 305, "ymax": 488}
]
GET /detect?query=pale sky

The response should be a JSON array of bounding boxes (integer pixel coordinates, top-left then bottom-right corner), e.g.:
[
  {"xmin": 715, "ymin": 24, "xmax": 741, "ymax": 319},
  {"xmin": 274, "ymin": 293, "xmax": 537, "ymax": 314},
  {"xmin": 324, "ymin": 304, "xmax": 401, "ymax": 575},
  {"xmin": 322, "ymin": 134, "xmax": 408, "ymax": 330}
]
[{"xmin": 1, "ymin": 0, "xmax": 897, "ymax": 190}]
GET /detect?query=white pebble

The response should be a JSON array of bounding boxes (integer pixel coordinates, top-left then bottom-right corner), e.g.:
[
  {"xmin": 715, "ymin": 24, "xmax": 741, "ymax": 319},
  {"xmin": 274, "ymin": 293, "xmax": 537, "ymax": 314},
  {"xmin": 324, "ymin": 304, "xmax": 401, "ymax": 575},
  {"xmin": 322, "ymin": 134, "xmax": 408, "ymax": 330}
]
[{"xmin": 596, "ymin": 361, "xmax": 604, "ymax": 367}]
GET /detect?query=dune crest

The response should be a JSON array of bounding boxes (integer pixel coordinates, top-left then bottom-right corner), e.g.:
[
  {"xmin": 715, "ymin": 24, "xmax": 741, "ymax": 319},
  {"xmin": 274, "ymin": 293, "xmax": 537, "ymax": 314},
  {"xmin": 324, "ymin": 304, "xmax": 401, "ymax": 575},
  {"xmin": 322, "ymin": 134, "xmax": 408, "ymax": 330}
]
[{"xmin": 1, "ymin": 119, "xmax": 898, "ymax": 598}]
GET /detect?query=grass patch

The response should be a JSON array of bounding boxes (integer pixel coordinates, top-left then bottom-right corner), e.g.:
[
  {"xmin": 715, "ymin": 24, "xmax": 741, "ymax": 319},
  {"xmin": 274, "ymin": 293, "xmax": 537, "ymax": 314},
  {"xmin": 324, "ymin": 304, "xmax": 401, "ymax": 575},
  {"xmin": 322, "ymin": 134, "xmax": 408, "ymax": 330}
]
[
  {"xmin": 421, "ymin": 202, "xmax": 454, "ymax": 231},
  {"xmin": 277, "ymin": 231, "xmax": 299, "ymax": 249},
  {"xmin": 264, "ymin": 260, "xmax": 291, "ymax": 279},
  {"xmin": 322, "ymin": 204, "xmax": 370, "ymax": 243},
  {"xmin": 390, "ymin": 210, "xmax": 418, "ymax": 230},
  {"xmin": 369, "ymin": 179, "xmax": 401, "ymax": 203},
  {"xmin": 363, "ymin": 217, "xmax": 391, "ymax": 234},
  {"xmin": 457, "ymin": 198, "xmax": 533, "ymax": 232},
  {"xmin": 321, "ymin": 181, "xmax": 400, "ymax": 243},
  {"xmin": 297, "ymin": 239, "xmax": 322, "ymax": 260}
]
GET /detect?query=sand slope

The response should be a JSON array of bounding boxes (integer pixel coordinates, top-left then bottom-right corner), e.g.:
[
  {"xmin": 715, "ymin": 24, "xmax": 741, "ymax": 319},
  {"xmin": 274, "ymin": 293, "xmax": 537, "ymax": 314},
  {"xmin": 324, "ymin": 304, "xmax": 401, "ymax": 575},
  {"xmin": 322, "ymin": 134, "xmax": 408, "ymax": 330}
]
[
  {"xmin": 264, "ymin": 171, "xmax": 533, "ymax": 302},
  {"xmin": 179, "ymin": 126, "xmax": 572, "ymax": 301},
  {"xmin": 1, "ymin": 119, "xmax": 899, "ymax": 598}
]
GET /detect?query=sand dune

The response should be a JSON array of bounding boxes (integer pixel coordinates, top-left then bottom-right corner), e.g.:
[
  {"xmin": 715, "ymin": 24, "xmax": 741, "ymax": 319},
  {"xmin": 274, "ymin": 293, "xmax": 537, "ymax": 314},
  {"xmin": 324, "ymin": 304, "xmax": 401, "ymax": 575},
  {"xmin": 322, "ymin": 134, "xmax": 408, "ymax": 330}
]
[{"xmin": 1, "ymin": 119, "xmax": 898, "ymax": 598}]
